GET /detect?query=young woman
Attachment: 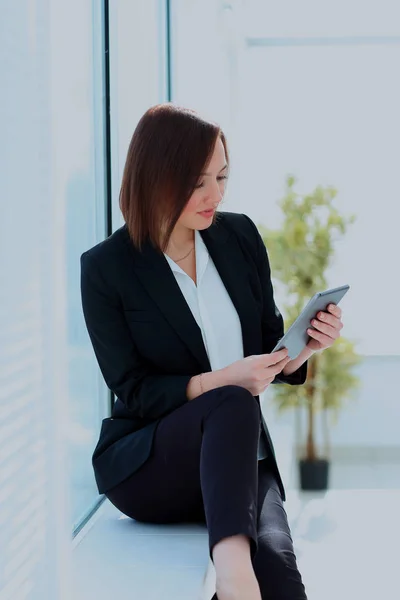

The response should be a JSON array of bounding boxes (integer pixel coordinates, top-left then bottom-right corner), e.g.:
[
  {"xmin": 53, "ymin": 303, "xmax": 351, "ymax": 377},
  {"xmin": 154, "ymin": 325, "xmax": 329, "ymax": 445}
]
[{"xmin": 80, "ymin": 103, "xmax": 343, "ymax": 600}]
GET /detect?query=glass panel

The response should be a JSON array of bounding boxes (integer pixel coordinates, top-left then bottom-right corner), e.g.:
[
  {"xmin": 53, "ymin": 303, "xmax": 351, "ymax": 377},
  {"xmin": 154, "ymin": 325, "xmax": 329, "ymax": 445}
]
[{"xmin": 62, "ymin": 1, "xmax": 109, "ymax": 530}]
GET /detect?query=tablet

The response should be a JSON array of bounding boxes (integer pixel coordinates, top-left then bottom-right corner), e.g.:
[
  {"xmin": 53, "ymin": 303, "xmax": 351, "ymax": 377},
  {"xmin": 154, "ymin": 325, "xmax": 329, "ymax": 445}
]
[{"xmin": 271, "ymin": 284, "xmax": 350, "ymax": 359}]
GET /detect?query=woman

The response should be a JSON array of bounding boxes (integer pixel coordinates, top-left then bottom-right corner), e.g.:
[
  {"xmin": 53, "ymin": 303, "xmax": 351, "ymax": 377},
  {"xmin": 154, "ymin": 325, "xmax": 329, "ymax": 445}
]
[{"xmin": 80, "ymin": 104, "xmax": 343, "ymax": 600}]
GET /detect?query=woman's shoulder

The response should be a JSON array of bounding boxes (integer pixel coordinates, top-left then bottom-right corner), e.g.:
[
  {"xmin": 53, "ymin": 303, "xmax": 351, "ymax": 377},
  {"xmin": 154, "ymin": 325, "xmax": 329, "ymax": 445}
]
[
  {"xmin": 80, "ymin": 224, "xmax": 132, "ymax": 283},
  {"xmin": 81, "ymin": 224, "xmax": 129, "ymax": 264},
  {"xmin": 217, "ymin": 210, "xmax": 260, "ymax": 247}
]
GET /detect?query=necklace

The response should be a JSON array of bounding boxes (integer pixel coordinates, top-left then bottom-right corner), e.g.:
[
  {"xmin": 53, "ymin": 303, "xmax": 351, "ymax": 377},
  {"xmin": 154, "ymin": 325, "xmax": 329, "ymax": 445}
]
[{"xmin": 174, "ymin": 246, "xmax": 194, "ymax": 262}]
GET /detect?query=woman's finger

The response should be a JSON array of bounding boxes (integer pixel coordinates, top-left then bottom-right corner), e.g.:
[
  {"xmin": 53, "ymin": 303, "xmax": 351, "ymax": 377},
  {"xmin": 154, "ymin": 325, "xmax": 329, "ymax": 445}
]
[
  {"xmin": 310, "ymin": 318, "xmax": 340, "ymax": 339},
  {"xmin": 307, "ymin": 328, "xmax": 334, "ymax": 346},
  {"xmin": 328, "ymin": 303, "xmax": 342, "ymax": 318},
  {"xmin": 316, "ymin": 310, "xmax": 341, "ymax": 328}
]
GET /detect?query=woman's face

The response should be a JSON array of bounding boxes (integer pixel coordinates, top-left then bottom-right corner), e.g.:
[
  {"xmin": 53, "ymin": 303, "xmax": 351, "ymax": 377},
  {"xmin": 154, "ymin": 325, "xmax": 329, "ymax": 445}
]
[{"xmin": 178, "ymin": 137, "xmax": 228, "ymax": 231}]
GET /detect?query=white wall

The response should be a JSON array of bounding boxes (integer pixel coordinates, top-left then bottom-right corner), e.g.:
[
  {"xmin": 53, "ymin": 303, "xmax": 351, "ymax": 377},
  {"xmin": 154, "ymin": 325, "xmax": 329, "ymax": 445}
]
[
  {"xmin": 236, "ymin": 0, "xmax": 400, "ymax": 357},
  {"xmin": 170, "ymin": 0, "xmax": 245, "ymax": 210},
  {"xmin": 234, "ymin": 42, "xmax": 400, "ymax": 357}
]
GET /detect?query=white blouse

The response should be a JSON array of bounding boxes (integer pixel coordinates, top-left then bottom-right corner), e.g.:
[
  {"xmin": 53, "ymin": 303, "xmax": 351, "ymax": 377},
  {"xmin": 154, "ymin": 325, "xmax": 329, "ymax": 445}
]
[{"xmin": 164, "ymin": 229, "xmax": 268, "ymax": 459}]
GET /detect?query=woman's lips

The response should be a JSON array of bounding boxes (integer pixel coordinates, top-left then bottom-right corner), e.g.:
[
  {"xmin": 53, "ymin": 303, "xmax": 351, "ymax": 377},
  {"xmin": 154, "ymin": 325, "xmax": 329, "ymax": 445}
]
[{"xmin": 198, "ymin": 209, "xmax": 214, "ymax": 218}]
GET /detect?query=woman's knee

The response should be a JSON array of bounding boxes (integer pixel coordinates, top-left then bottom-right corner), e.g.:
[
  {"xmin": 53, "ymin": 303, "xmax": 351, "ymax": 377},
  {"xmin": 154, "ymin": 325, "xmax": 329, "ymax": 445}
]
[
  {"xmin": 218, "ymin": 384, "xmax": 257, "ymax": 401},
  {"xmin": 204, "ymin": 385, "xmax": 260, "ymax": 424}
]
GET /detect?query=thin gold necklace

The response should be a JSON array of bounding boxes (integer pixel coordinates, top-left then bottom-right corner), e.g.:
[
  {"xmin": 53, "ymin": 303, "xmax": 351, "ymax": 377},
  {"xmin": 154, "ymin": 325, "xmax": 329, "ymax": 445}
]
[{"xmin": 174, "ymin": 246, "xmax": 194, "ymax": 262}]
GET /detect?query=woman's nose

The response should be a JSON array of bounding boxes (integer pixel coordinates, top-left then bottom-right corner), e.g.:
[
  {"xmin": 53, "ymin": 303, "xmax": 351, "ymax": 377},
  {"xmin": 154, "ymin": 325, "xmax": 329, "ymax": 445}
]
[{"xmin": 207, "ymin": 182, "xmax": 223, "ymax": 202}]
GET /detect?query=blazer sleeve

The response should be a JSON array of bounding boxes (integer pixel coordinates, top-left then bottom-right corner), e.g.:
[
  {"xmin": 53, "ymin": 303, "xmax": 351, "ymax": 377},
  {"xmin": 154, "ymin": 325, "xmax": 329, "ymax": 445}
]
[
  {"xmin": 80, "ymin": 251, "xmax": 193, "ymax": 419},
  {"xmin": 242, "ymin": 214, "xmax": 308, "ymax": 386}
]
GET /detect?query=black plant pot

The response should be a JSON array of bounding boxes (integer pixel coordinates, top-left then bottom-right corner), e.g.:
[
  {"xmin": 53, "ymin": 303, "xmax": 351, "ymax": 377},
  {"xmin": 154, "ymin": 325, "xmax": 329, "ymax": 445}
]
[{"xmin": 299, "ymin": 458, "xmax": 330, "ymax": 491}]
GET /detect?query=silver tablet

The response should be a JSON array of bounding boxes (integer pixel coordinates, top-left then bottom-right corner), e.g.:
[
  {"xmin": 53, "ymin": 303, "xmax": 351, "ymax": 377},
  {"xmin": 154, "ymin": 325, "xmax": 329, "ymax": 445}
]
[{"xmin": 272, "ymin": 284, "xmax": 350, "ymax": 359}]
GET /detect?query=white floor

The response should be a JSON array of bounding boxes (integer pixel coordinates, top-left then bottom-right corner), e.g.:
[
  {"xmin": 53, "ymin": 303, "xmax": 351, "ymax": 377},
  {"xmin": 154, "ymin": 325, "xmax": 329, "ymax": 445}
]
[
  {"xmin": 286, "ymin": 488, "xmax": 400, "ymax": 599},
  {"xmin": 72, "ymin": 464, "xmax": 400, "ymax": 600}
]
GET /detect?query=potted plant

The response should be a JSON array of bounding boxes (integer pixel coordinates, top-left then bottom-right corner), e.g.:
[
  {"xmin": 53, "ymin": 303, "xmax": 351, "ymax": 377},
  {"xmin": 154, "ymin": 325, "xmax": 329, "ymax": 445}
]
[{"xmin": 258, "ymin": 175, "xmax": 362, "ymax": 490}]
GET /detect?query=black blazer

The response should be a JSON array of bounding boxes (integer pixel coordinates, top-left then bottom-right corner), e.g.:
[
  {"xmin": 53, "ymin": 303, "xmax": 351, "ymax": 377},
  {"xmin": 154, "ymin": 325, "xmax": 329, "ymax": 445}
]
[{"xmin": 80, "ymin": 211, "xmax": 307, "ymax": 499}]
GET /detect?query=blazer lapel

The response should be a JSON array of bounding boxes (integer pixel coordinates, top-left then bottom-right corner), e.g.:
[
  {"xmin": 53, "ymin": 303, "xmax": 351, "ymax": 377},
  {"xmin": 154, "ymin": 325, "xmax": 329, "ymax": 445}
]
[
  {"xmin": 125, "ymin": 230, "xmax": 211, "ymax": 371},
  {"xmin": 123, "ymin": 216, "xmax": 262, "ymax": 372}
]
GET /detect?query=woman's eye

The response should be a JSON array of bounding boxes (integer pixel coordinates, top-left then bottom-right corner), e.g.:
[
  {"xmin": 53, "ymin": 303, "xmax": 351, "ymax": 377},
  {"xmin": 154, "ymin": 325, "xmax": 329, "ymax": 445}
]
[{"xmin": 195, "ymin": 176, "xmax": 227, "ymax": 189}]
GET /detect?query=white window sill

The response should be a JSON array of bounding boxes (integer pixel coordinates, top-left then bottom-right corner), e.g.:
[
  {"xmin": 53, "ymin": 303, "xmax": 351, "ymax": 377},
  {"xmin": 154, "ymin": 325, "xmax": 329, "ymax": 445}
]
[{"xmin": 72, "ymin": 499, "xmax": 214, "ymax": 600}]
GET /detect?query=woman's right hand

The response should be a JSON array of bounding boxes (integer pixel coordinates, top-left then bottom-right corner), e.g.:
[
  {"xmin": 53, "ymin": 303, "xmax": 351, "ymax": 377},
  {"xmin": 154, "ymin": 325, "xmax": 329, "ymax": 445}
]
[{"xmin": 222, "ymin": 348, "xmax": 291, "ymax": 396}]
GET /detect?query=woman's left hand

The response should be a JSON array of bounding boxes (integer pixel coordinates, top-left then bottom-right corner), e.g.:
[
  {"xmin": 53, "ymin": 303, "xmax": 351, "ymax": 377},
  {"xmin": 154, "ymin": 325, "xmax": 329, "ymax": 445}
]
[{"xmin": 306, "ymin": 303, "xmax": 344, "ymax": 352}]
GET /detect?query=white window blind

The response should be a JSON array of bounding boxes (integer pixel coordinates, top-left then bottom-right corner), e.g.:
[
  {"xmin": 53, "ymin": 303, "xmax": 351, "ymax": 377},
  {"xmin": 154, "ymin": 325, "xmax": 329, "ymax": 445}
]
[{"xmin": 0, "ymin": 2, "xmax": 72, "ymax": 598}]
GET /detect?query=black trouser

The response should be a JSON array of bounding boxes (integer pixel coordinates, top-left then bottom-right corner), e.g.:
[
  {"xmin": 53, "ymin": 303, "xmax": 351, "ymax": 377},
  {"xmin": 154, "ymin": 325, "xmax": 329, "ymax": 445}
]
[{"xmin": 106, "ymin": 385, "xmax": 307, "ymax": 600}]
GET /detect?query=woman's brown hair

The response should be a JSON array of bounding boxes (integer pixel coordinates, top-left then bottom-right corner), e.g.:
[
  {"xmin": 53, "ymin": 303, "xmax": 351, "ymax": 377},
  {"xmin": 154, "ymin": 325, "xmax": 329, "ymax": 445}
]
[{"xmin": 119, "ymin": 103, "xmax": 229, "ymax": 253}]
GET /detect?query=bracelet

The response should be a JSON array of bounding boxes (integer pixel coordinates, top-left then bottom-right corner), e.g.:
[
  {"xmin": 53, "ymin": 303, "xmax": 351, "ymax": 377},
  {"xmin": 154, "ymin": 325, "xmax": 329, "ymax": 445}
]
[{"xmin": 199, "ymin": 373, "xmax": 204, "ymax": 395}]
